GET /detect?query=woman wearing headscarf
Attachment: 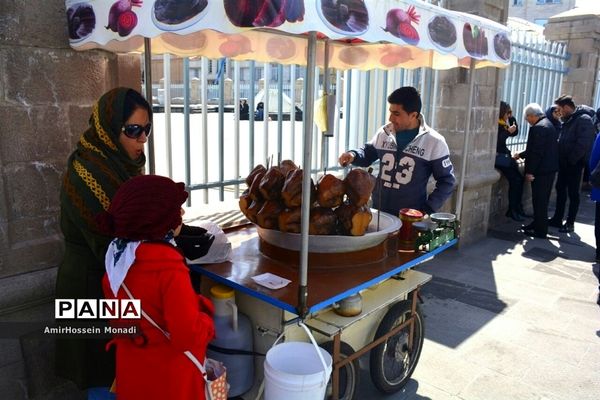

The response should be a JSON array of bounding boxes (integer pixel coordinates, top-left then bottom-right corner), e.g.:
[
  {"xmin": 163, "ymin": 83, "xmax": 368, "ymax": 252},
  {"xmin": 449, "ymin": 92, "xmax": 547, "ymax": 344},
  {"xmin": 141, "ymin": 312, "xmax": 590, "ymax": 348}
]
[
  {"xmin": 98, "ymin": 175, "xmax": 215, "ymax": 399},
  {"xmin": 56, "ymin": 88, "xmax": 215, "ymax": 395},
  {"xmin": 545, "ymin": 105, "xmax": 562, "ymax": 132},
  {"xmin": 55, "ymin": 87, "xmax": 152, "ymax": 392},
  {"xmin": 497, "ymin": 101, "xmax": 525, "ymax": 221}
]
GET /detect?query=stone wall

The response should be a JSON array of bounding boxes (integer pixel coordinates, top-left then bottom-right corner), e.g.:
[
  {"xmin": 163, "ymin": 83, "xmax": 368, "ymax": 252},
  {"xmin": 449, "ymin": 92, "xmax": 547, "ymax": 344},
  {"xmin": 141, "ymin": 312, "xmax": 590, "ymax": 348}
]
[
  {"xmin": 441, "ymin": 0, "xmax": 508, "ymax": 243},
  {"xmin": 545, "ymin": 9, "xmax": 600, "ymax": 106},
  {"xmin": 0, "ymin": 1, "xmax": 140, "ymax": 398}
]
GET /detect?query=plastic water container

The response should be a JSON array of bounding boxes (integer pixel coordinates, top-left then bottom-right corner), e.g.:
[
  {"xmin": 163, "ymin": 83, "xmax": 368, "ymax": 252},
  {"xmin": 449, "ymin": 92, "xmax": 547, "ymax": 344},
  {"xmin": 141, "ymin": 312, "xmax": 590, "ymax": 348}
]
[
  {"xmin": 207, "ymin": 285, "xmax": 254, "ymax": 397},
  {"xmin": 264, "ymin": 323, "xmax": 332, "ymax": 400}
]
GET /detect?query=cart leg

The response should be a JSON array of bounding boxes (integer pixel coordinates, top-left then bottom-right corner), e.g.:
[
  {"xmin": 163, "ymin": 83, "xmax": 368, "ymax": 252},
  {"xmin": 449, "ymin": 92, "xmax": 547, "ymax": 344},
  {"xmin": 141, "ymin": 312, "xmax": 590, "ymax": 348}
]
[
  {"xmin": 332, "ymin": 333, "xmax": 341, "ymax": 400},
  {"xmin": 408, "ymin": 288, "xmax": 419, "ymax": 352}
]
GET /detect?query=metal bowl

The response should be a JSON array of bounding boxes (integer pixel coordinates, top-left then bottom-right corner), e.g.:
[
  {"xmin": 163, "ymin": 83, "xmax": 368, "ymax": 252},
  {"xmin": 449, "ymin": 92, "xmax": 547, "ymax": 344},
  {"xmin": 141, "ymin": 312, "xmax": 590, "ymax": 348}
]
[
  {"xmin": 430, "ymin": 212, "xmax": 456, "ymax": 223},
  {"xmin": 256, "ymin": 209, "xmax": 401, "ymax": 253},
  {"xmin": 413, "ymin": 220, "xmax": 438, "ymax": 231}
]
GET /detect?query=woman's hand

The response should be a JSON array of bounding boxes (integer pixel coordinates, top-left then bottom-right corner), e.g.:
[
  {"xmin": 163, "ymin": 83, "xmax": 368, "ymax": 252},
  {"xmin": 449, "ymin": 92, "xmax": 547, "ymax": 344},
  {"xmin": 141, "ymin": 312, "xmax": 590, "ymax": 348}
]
[{"xmin": 525, "ymin": 173, "xmax": 535, "ymax": 182}]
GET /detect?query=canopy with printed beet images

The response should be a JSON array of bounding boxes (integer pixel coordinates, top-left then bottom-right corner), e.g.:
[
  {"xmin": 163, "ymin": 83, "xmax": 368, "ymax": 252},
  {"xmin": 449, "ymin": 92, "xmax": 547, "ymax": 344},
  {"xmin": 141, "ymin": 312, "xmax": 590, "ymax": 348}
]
[{"xmin": 66, "ymin": 0, "xmax": 511, "ymax": 70}]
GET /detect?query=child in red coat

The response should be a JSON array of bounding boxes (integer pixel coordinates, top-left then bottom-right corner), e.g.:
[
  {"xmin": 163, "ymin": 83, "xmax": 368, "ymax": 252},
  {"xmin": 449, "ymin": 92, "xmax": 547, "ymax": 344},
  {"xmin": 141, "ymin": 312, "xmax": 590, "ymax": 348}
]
[{"xmin": 97, "ymin": 175, "xmax": 215, "ymax": 399}]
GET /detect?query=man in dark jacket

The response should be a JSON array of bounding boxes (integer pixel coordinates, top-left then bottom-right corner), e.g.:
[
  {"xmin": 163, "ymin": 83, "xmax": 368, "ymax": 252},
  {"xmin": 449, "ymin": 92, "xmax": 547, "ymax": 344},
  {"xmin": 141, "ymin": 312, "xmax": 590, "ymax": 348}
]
[
  {"xmin": 548, "ymin": 95, "xmax": 596, "ymax": 233},
  {"xmin": 516, "ymin": 103, "xmax": 559, "ymax": 239}
]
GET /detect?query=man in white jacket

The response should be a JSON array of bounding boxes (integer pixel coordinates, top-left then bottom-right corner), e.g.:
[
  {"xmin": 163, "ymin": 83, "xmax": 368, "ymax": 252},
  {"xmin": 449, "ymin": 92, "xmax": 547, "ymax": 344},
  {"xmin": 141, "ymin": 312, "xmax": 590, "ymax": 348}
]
[{"xmin": 339, "ymin": 87, "xmax": 455, "ymax": 216}]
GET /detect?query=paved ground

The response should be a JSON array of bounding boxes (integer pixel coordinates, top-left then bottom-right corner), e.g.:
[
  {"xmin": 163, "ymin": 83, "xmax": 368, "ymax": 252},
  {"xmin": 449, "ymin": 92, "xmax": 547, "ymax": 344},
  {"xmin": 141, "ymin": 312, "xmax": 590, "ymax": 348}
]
[{"xmin": 355, "ymin": 193, "xmax": 600, "ymax": 400}]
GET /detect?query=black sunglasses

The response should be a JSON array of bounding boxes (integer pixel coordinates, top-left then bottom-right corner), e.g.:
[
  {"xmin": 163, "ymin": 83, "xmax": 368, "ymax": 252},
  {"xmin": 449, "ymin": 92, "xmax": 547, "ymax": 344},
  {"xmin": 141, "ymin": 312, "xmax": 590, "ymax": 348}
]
[{"xmin": 121, "ymin": 123, "xmax": 152, "ymax": 139}]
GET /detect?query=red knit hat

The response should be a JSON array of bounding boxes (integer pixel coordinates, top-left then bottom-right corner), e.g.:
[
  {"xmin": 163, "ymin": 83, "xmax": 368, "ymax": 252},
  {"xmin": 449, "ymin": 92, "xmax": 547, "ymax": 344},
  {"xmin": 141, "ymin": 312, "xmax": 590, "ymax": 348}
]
[{"xmin": 97, "ymin": 175, "xmax": 188, "ymax": 241}]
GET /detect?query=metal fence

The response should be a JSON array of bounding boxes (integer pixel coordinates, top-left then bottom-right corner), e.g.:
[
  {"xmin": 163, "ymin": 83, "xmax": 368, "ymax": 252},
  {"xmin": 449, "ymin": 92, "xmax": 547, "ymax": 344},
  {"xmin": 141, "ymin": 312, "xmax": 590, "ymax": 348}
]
[
  {"xmin": 501, "ymin": 28, "xmax": 569, "ymax": 151},
  {"xmin": 154, "ymin": 82, "xmax": 295, "ymax": 106},
  {"xmin": 148, "ymin": 21, "xmax": 569, "ymax": 206}
]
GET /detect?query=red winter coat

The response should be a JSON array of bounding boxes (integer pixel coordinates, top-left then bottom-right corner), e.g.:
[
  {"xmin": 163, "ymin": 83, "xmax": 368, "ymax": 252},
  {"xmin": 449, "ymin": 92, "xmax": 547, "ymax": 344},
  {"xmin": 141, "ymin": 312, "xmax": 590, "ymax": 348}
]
[{"xmin": 102, "ymin": 242, "xmax": 215, "ymax": 400}]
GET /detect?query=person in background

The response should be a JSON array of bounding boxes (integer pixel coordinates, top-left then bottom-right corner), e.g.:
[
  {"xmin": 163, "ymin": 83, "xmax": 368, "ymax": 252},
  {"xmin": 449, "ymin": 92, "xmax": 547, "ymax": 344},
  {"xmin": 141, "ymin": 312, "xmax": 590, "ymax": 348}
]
[
  {"xmin": 548, "ymin": 95, "xmax": 596, "ymax": 233},
  {"xmin": 589, "ymin": 131, "xmax": 600, "ymax": 304},
  {"xmin": 581, "ymin": 106, "xmax": 600, "ymax": 192},
  {"xmin": 507, "ymin": 106, "xmax": 519, "ymax": 136},
  {"xmin": 338, "ymin": 86, "xmax": 455, "ymax": 216},
  {"xmin": 98, "ymin": 175, "xmax": 215, "ymax": 399},
  {"xmin": 255, "ymin": 101, "xmax": 264, "ymax": 121},
  {"xmin": 515, "ymin": 103, "xmax": 559, "ymax": 239},
  {"xmin": 545, "ymin": 105, "xmax": 562, "ymax": 132},
  {"xmin": 496, "ymin": 101, "xmax": 525, "ymax": 221},
  {"xmin": 55, "ymin": 87, "xmax": 152, "ymax": 396},
  {"xmin": 580, "ymin": 106, "xmax": 595, "ymax": 192},
  {"xmin": 239, "ymin": 98, "xmax": 249, "ymax": 120}
]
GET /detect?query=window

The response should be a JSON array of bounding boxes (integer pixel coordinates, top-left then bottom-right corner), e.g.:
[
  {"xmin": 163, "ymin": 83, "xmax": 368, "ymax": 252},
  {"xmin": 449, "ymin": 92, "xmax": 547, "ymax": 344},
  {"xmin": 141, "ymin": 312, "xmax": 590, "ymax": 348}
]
[
  {"xmin": 536, "ymin": 0, "xmax": 561, "ymax": 4},
  {"xmin": 513, "ymin": 0, "xmax": 523, "ymax": 6}
]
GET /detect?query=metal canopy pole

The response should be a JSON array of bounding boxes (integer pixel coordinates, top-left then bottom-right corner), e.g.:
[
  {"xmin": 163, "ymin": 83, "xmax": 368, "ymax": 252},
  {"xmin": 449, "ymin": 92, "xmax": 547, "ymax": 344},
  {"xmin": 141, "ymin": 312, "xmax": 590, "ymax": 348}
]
[
  {"xmin": 143, "ymin": 38, "xmax": 155, "ymax": 174},
  {"xmin": 455, "ymin": 59, "xmax": 476, "ymax": 221},
  {"xmin": 298, "ymin": 31, "xmax": 317, "ymax": 317},
  {"xmin": 320, "ymin": 40, "xmax": 331, "ymax": 172}
]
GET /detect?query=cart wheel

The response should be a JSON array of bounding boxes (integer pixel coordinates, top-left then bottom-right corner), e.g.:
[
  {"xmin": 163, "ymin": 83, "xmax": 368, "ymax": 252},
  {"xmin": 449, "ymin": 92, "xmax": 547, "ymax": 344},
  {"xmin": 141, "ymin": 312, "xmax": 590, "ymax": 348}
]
[
  {"xmin": 369, "ymin": 300, "xmax": 424, "ymax": 394},
  {"xmin": 321, "ymin": 341, "xmax": 359, "ymax": 400}
]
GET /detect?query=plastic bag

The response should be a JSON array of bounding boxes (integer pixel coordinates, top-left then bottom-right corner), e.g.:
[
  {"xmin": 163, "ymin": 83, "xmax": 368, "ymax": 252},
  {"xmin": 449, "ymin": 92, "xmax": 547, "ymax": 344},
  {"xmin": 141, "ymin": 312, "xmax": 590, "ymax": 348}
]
[
  {"xmin": 185, "ymin": 221, "xmax": 232, "ymax": 264},
  {"xmin": 204, "ymin": 358, "xmax": 228, "ymax": 400}
]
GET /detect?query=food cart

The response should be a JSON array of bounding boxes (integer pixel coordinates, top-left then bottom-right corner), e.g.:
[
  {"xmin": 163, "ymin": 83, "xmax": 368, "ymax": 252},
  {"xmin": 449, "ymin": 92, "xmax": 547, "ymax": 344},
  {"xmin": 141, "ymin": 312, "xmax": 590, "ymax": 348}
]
[
  {"xmin": 184, "ymin": 213, "xmax": 458, "ymax": 399},
  {"xmin": 65, "ymin": 1, "xmax": 510, "ymax": 398}
]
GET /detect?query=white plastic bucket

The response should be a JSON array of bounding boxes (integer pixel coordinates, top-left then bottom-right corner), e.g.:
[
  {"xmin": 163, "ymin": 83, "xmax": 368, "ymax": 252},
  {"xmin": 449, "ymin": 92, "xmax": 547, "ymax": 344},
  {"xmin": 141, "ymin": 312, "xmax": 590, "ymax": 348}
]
[{"xmin": 264, "ymin": 324, "xmax": 332, "ymax": 400}]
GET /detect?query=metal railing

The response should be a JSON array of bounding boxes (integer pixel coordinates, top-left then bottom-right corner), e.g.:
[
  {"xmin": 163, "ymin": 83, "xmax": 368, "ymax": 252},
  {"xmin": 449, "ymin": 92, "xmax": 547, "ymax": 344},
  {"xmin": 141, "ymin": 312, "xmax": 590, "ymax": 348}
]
[
  {"xmin": 148, "ymin": 22, "xmax": 568, "ymax": 206},
  {"xmin": 501, "ymin": 28, "xmax": 568, "ymax": 151}
]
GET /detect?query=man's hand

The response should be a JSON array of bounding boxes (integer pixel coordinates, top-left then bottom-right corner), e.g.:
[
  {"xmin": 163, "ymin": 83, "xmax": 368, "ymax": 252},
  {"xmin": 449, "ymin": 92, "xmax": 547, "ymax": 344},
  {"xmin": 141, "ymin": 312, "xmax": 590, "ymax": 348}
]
[
  {"xmin": 525, "ymin": 173, "xmax": 534, "ymax": 182},
  {"xmin": 339, "ymin": 152, "xmax": 355, "ymax": 167},
  {"xmin": 513, "ymin": 152, "xmax": 521, "ymax": 160},
  {"xmin": 508, "ymin": 124, "xmax": 517, "ymax": 134}
]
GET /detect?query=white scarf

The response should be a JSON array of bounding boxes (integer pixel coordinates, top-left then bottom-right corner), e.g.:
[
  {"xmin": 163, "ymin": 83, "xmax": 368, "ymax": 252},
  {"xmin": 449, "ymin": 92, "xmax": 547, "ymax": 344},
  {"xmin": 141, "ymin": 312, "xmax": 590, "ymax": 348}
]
[
  {"xmin": 105, "ymin": 239, "xmax": 141, "ymax": 297},
  {"xmin": 105, "ymin": 236, "xmax": 177, "ymax": 296}
]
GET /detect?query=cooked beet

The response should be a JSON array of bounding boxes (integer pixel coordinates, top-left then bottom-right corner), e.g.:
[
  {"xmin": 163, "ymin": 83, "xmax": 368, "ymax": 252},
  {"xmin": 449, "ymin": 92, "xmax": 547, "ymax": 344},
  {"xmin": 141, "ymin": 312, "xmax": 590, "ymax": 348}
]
[{"xmin": 117, "ymin": 10, "xmax": 137, "ymax": 37}]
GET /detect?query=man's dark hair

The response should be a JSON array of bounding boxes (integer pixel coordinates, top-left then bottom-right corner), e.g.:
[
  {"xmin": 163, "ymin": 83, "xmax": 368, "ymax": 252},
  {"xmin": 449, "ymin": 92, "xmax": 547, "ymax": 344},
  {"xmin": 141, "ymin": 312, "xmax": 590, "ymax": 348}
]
[
  {"xmin": 123, "ymin": 89, "xmax": 152, "ymax": 123},
  {"xmin": 554, "ymin": 94, "xmax": 575, "ymax": 109},
  {"xmin": 387, "ymin": 87, "xmax": 422, "ymax": 114}
]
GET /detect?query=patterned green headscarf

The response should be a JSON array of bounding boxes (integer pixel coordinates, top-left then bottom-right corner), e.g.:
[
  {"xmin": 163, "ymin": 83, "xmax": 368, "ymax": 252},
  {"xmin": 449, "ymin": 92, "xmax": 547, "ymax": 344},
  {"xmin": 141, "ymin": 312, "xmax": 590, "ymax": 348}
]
[{"xmin": 61, "ymin": 87, "xmax": 146, "ymax": 232}]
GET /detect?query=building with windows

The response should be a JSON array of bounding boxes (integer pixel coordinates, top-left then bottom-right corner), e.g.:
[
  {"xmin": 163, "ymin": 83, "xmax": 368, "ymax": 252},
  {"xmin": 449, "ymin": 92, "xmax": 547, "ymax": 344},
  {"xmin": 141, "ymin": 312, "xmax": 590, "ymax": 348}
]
[{"xmin": 509, "ymin": 0, "xmax": 576, "ymax": 26}]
